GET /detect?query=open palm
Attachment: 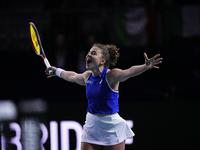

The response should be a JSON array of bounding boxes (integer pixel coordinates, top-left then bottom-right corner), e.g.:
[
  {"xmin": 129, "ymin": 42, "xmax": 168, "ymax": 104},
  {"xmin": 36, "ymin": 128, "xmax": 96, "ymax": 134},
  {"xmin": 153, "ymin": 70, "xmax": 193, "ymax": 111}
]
[{"xmin": 144, "ymin": 53, "xmax": 163, "ymax": 69}]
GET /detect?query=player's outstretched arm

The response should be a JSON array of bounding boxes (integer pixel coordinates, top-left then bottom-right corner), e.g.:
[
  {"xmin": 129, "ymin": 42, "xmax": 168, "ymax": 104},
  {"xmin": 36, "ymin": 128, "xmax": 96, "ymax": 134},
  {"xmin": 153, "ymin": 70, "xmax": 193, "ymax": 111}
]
[
  {"xmin": 45, "ymin": 67, "xmax": 91, "ymax": 86},
  {"xmin": 109, "ymin": 53, "xmax": 162, "ymax": 82}
]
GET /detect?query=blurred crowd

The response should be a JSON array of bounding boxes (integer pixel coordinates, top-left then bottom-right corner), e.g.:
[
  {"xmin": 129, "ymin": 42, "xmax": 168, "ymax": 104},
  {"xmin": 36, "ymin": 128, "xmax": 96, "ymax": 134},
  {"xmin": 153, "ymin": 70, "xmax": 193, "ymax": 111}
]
[{"xmin": 0, "ymin": 0, "xmax": 199, "ymax": 73}]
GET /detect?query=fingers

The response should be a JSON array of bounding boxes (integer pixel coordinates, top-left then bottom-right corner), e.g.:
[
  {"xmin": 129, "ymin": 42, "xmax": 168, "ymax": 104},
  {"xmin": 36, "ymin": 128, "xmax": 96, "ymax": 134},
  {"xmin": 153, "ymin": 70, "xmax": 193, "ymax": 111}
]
[
  {"xmin": 45, "ymin": 66, "xmax": 57, "ymax": 78},
  {"xmin": 148, "ymin": 53, "xmax": 163, "ymax": 63},
  {"xmin": 45, "ymin": 67, "xmax": 50, "ymax": 72},
  {"xmin": 152, "ymin": 54, "xmax": 161, "ymax": 60},
  {"xmin": 144, "ymin": 53, "xmax": 162, "ymax": 61},
  {"xmin": 47, "ymin": 75, "xmax": 53, "ymax": 78},
  {"xmin": 144, "ymin": 53, "xmax": 163, "ymax": 69},
  {"xmin": 46, "ymin": 66, "xmax": 57, "ymax": 72},
  {"xmin": 153, "ymin": 57, "xmax": 162, "ymax": 69},
  {"xmin": 154, "ymin": 57, "xmax": 163, "ymax": 64},
  {"xmin": 153, "ymin": 66, "xmax": 159, "ymax": 69},
  {"xmin": 143, "ymin": 53, "xmax": 148, "ymax": 60}
]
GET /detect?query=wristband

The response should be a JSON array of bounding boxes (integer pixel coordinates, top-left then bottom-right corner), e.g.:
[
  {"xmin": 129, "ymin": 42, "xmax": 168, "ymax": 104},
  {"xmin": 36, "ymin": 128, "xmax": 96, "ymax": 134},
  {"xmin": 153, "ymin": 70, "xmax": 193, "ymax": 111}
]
[{"xmin": 56, "ymin": 68, "xmax": 64, "ymax": 78}]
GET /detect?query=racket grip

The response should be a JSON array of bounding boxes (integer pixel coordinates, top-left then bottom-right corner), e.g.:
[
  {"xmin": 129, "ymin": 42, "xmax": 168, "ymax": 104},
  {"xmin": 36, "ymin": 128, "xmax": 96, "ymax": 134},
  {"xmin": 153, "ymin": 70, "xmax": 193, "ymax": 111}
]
[{"xmin": 44, "ymin": 58, "xmax": 54, "ymax": 75}]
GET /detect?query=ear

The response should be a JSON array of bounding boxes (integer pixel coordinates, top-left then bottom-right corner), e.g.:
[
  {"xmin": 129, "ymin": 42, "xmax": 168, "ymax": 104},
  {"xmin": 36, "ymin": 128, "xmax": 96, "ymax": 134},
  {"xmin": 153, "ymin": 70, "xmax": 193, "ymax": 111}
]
[{"xmin": 100, "ymin": 58, "xmax": 106, "ymax": 65}]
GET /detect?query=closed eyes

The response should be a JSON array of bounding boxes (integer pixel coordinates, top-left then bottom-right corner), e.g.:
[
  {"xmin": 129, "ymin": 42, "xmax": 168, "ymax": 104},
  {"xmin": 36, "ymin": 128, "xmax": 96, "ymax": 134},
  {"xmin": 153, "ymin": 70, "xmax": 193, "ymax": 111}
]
[{"xmin": 88, "ymin": 51, "xmax": 97, "ymax": 55}]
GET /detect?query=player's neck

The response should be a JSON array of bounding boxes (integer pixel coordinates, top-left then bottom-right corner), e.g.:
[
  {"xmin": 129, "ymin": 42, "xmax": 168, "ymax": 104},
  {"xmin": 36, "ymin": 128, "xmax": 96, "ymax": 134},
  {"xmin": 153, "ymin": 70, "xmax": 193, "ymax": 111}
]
[{"xmin": 92, "ymin": 66, "xmax": 104, "ymax": 77}]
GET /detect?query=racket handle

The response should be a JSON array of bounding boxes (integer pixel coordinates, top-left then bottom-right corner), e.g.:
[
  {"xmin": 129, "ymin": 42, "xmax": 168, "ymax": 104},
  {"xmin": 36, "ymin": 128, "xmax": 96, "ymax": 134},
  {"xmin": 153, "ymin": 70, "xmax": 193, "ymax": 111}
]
[{"xmin": 44, "ymin": 58, "xmax": 54, "ymax": 75}]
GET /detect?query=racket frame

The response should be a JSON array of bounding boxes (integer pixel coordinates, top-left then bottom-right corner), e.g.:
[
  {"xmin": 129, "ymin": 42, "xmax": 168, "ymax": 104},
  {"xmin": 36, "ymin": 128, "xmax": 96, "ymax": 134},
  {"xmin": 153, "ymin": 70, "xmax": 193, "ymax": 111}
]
[{"xmin": 29, "ymin": 22, "xmax": 53, "ymax": 74}]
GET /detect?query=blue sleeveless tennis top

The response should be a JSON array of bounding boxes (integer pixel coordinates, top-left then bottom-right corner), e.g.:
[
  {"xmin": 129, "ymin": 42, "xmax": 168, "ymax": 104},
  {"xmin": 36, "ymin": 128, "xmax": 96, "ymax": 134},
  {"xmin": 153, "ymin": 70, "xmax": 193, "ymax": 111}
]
[{"xmin": 86, "ymin": 68, "xmax": 119, "ymax": 114}]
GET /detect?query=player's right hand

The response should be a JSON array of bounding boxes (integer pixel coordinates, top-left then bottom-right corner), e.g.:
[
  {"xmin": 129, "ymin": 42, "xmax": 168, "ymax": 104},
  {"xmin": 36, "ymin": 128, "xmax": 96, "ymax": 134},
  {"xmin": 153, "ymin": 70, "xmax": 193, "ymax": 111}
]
[{"xmin": 45, "ymin": 66, "xmax": 57, "ymax": 78}]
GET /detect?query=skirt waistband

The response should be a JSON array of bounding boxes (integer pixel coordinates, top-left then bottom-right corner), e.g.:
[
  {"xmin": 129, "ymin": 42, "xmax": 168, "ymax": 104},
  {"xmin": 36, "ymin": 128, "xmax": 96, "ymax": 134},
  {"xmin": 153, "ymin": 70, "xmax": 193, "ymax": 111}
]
[{"xmin": 86, "ymin": 112, "xmax": 120, "ymax": 119}]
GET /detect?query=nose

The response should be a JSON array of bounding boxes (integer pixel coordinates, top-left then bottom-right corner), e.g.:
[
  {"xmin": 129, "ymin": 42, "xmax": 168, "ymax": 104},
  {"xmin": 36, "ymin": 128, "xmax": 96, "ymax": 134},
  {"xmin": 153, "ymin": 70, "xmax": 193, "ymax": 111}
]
[
  {"xmin": 85, "ymin": 53, "xmax": 90, "ymax": 59},
  {"xmin": 86, "ymin": 52, "xmax": 91, "ymax": 57}
]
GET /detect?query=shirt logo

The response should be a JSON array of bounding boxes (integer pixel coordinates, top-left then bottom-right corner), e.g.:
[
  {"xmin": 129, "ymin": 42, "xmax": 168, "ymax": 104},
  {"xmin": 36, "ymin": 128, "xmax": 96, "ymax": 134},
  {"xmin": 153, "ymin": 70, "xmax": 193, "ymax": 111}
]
[{"xmin": 87, "ymin": 80, "xmax": 92, "ymax": 84}]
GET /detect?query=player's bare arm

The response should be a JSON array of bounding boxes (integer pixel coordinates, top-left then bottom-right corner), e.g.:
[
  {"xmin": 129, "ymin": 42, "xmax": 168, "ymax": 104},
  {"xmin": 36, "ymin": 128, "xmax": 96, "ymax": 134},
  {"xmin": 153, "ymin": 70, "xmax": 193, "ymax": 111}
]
[
  {"xmin": 107, "ymin": 53, "xmax": 162, "ymax": 83},
  {"xmin": 45, "ymin": 67, "xmax": 92, "ymax": 86},
  {"xmin": 61, "ymin": 70, "xmax": 91, "ymax": 86}
]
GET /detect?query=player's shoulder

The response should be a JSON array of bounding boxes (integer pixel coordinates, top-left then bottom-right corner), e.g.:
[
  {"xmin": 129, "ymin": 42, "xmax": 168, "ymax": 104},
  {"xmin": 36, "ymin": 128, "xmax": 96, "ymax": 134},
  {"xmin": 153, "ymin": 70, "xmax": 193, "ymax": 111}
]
[
  {"xmin": 106, "ymin": 68, "xmax": 123, "ymax": 80},
  {"xmin": 107, "ymin": 68, "xmax": 122, "ymax": 75},
  {"xmin": 106, "ymin": 68, "xmax": 122, "ymax": 83},
  {"xmin": 82, "ymin": 70, "xmax": 92, "ymax": 78},
  {"xmin": 83, "ymin": 70, "xmax": 92, "ymax": 75}
]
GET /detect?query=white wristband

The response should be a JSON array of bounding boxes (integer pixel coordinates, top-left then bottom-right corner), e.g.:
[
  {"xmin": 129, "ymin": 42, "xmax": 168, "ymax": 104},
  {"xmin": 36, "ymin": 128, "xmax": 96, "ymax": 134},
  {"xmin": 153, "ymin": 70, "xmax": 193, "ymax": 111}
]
[{"xmin": 56, "ymin": 68, "xmax": 64, "ymax": 78}]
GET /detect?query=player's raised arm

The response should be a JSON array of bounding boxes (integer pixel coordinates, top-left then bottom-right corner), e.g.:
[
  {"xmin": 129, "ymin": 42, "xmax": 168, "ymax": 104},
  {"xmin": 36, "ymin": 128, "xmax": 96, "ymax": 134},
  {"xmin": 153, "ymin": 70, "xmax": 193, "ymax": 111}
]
[
  {"xmin": 109, "ymin": 53, "xmax": 162, "ymax": 82},
  {"xmin": 45, "ymin": 66, "xmax": 91, "ymax": 86}
]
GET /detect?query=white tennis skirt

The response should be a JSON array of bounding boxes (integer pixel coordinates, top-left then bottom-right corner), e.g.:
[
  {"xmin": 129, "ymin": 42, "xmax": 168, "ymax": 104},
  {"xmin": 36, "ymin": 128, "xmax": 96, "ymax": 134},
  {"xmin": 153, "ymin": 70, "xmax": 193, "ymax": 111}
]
[{"xmin": 81, "ymin": 112, "xmax": 135, "ymax": 146}]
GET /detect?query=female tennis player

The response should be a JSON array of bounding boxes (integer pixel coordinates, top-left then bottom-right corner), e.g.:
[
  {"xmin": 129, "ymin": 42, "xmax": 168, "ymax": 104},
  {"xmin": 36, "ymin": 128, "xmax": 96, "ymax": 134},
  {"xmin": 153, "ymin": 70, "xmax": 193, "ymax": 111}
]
[{"xmin": 45, "ymin": 43, "xmax": 162, "ymax": 150}]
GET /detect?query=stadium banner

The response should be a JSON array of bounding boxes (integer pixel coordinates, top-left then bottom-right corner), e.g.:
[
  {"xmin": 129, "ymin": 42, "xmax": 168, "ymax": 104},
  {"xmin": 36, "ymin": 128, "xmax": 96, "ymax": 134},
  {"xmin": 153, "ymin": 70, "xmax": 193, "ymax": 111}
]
[{"xmin": 0, "ymin": 101, "xmax": 199, "ymax": 150}]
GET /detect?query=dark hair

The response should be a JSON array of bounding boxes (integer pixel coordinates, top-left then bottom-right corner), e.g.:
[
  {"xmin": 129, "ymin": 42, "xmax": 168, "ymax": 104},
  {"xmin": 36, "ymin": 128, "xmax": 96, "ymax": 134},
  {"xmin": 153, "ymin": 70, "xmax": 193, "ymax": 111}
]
[{"xmin": 93, "ymin": 43, "xmax": 120, "ymax": 68}]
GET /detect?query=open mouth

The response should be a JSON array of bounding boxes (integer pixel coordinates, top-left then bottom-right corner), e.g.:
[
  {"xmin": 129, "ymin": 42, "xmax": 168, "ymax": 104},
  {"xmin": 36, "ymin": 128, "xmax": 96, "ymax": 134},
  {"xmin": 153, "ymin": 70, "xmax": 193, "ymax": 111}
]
[{"xmin": 86, "ymin": 57, "xmax": 92, "ymax": 65}]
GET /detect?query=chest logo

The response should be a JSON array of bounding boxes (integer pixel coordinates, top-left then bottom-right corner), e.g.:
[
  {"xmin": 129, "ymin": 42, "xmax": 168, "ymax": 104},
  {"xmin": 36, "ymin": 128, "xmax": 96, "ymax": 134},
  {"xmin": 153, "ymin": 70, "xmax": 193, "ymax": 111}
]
[{"xmin": 87, "ymin": 80, "xmax": 92, "ymax": 84}]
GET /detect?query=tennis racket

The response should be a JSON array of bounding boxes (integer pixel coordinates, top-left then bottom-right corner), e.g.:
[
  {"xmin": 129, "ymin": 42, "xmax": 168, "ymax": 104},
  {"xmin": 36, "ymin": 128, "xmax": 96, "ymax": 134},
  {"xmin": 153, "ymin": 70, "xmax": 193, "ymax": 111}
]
[{"xmin": 29, "ymin": 22, "xmax": 53, "ymax": 75}]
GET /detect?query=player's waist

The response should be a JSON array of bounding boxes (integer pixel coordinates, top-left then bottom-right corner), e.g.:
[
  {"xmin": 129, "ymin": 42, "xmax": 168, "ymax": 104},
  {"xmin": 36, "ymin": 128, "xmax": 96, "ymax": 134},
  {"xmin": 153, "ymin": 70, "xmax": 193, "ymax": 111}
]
[{"xmin": 86, "ymin": 112, "xmax": 120, "ymax": 119}]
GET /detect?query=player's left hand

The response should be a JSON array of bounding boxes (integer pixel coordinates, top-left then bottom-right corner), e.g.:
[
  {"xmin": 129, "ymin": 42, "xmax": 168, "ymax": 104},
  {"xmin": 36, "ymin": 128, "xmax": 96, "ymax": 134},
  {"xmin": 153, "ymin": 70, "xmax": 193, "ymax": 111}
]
[{"xmin": 144, "ymin": 53, "xmax": 163, "ymax": 69}]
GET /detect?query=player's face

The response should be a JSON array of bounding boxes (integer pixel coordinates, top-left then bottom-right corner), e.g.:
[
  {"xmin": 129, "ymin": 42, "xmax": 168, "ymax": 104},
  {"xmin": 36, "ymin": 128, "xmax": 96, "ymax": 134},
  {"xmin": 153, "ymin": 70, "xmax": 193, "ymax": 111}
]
[{"xmin": 85, "ymin": 46, "xmax": 105, "ymax": 70}]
